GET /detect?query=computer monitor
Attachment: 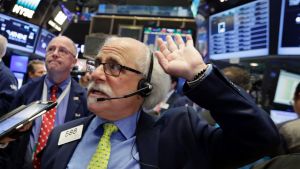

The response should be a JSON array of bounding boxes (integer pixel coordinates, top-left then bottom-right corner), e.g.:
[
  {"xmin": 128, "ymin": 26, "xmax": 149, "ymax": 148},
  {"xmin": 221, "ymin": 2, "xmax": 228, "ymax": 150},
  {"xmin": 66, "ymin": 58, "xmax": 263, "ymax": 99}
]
[
  {"xmin": 270, "ymin": 109, "xmax": 298, "ymax": 124},
  {"xmin": 83, "ymin": 34, "xmax": 108, "ymax": 58},
  {"xmin": 13, "ymin": 72, "xmax": 24, "ymax": 89},
  {"xmin": 35, "ymin": 29, "xmax": 56, "ymax": 57},
  {"xmin": 143, "ymin": 27, "xmax": 193, "ymax": 51},
  {"xmin": 273, "ymin": 70, "xmax": 300, "ymax": 106},
  {"xmin": 76, "ymin": 58, "xmax": 87, "ymax": 72},
  {"xmin": 118, "ymin": 25, "xmax": 143, "ymax": 41},
  {"xmin": 10, "ymin": 55, "xmax": 29, "ymax": 73},
  {"xmin": 0, "ymin": 13, "xmax": 39, "ymax": 53},
  {"xmin": 208, "ymin": 0, "xmax": 269, "ymax": 60},
  {"xmin": 278, "ymin": 0, "xmax": 300, "ymax": 55}
]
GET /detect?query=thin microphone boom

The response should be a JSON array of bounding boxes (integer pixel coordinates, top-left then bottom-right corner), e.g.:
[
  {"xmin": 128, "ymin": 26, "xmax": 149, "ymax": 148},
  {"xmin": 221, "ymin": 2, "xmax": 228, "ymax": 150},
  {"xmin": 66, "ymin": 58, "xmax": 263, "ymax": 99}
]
[{"xmin": 96, "ymin": 85, "xmax": 151, "ymax": 102}]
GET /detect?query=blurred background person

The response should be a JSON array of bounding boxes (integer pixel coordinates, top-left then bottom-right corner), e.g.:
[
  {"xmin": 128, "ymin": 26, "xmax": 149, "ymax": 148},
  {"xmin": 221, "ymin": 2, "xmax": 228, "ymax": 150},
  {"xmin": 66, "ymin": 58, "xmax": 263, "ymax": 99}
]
[
  {"xmin": 0, "ymin": 35, "xmax": 18, "ymax": 116},
  {"xmin": 79, "ymin": 71, "xmax": 92, "ymax": 89},
  {"xmin": 23, "ymin": 60, "xmax": 47, "ymax": 84},
  {"xmin": 151, "ymin": 76, "xmax": 193, "ymax": 116},
  {"xmin": 278, "ymin": 82, "xmax": 300, "ymax": 153},
  {"xmin": 222, "ymin": 66, "xmax": 252, "ymax": 93}
]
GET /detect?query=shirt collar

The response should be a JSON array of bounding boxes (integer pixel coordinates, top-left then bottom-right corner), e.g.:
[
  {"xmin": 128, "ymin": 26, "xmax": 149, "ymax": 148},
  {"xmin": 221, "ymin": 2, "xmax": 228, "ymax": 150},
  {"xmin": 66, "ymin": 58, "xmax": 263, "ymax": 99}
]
[
  {"xmin": 45, "ymin": 75, "xmax": 71, "ymax": 91},
  {"xmin": 92, "ymin": 111, "xmax": 140, "ymax": 139}
]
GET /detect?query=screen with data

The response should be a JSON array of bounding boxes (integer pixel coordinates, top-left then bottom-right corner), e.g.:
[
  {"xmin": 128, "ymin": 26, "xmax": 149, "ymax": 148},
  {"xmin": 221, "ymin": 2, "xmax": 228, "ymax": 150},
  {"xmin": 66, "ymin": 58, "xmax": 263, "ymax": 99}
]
[
  {"xmin": 0, "ymin": 13, "xmax": 39, "ymax": 53},
  {"xmin": 273, "ymin": 70, "xmax": 300, "ymax": 106},
  {"xmin": 209, "ymin": 0, "xmax": 269, "ymax": 60},
  {"xmin": 143, "ymin": 27, "xmax": 193, "ymax": 51},
  {"xmin": 35, "ymin": 29, "xmax": 56, "ymax": 57},
  {"xmin": 278, "ymin": 0, "xmax": 300, "ymax": 55}
]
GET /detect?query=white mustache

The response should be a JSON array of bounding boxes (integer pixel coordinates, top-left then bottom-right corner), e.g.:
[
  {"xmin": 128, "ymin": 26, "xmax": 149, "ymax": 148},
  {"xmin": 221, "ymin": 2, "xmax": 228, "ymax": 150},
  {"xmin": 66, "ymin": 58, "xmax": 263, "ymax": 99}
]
[{"xmin": 87, "ymin": 81, "xmax": 114, "ymax": 98}]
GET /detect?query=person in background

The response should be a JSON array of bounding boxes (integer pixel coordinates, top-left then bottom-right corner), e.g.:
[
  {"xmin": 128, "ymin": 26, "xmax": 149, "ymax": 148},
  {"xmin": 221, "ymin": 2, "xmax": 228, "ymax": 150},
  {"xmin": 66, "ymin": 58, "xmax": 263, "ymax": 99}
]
[
  {"xmin": 41, "ymin": 35, "xmax": 279, "ymax": 169},
  {"xmin": 278, "ymin": 82, "xmax": 300, "ymax": 153},
  {"xmin": 0, "ymin": 35, "xmax": 18, "ymax": 116},
  {"xmin": 1, "ymin": 36, "xmax": 90, "ymax": 169},
  {"xmin": 79, "ymin": 71, "xmax": 92, "ymax": 89},
  {"xmin": 24, "ymin": 60, "xmax": 47, "ymax": 84},
  {"xmin": 222, "ymin": 66, "xmax": 252, "ymax": 92},
  {"xmin": 152, "ymin": 76, "xmax": 193, "ymax": 116}
]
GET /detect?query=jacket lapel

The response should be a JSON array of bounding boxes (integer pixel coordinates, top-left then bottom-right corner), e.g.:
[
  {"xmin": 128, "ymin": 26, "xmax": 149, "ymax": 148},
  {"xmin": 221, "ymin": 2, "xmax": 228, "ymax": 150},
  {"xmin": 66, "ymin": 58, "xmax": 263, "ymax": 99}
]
[
  {"xmin": 136, "ymin": 112, "xmax": 160, "ymax": 169},
  {"xmin": 64, "ymin": 79, "xmax": 84, "ymax": 121}
]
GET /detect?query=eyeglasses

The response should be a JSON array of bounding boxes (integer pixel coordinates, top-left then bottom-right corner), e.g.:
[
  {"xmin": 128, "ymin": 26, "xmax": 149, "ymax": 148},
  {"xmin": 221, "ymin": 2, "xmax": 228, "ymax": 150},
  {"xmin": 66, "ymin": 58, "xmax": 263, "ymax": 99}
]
[
  {"xmin": 86, "ymin": 59, "xmax": 142, "ymax": 77},
  {"xmin": 46, "ymin": 46, "xmax": 76, "ymax": 58}
]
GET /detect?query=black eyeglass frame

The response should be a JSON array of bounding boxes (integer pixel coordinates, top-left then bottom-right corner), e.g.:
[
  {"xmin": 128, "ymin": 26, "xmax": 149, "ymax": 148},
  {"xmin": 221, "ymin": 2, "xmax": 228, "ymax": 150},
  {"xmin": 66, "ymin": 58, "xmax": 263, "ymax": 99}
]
[{"xmin": 87, "ymin": 59, "xmax": 142, "ymax": 77}]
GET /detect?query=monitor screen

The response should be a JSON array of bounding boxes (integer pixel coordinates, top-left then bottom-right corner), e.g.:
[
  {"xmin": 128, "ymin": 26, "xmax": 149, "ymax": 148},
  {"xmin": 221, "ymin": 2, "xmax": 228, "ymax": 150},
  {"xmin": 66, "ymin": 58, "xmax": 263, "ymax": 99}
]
[
  {"xmin": 278, "ymin": 0, "xmax": 300, "ymax": 55},
  {"xmin": 270, "ymin": 109, "xmax": 298, "ymax": 124},
  {"xmin": 35, "ymin": 29, "xmax": 56, "ymax": 57},
  {"xmin": 84, "ymin": 34, "xmax": 108, "ymax": 58},
  {"xmin": 75, "ymin": 58, "xmax": 87, "ymax": 72},
  {"xmin": 273, "ymin": 70, "xmax": 300, "ymax": 106},
  {"xmin": 10, "ymin": 55, "xmax": 29, "ymax": 73},
  {"xmin": 13, "ymin": 72, "xmax": 24, "ymax": 89},
  {"xmin": 0, "ymin": 13, "xmax": 39, "ymax": 53},
  {"xmin": 208, "ymin": 0, "xmax": 269, "ymax": 60},
  {"xmin": 143, "ymin": 27, "xmax": 193, "ymax": 51},
  {"xmin": 118, "ymin": 25, "xmax": 143, "ymax": 41}
]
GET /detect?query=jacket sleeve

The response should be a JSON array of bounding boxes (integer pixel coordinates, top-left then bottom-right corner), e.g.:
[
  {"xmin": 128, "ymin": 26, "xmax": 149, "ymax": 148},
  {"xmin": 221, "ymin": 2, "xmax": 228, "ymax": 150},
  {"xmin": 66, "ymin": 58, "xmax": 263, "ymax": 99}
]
[{"xmin": 183, "ymin": 66, "xmax": 281, "ymax": 169}]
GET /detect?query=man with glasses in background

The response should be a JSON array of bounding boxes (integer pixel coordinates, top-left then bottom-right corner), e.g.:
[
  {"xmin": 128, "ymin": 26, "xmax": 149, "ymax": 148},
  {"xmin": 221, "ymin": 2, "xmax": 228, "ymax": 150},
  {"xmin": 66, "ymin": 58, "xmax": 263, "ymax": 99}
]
[{"xmin": 1, "ymin": 36, "xmax": 90, "ymax": 169}]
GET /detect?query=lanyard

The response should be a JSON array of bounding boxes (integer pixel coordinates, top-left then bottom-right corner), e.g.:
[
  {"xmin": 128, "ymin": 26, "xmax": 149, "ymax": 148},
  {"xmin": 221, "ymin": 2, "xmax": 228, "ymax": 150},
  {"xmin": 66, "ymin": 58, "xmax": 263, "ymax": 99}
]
[{"xmin": 42, "ymin": 79, "xmax": 71, "ymax": 107}]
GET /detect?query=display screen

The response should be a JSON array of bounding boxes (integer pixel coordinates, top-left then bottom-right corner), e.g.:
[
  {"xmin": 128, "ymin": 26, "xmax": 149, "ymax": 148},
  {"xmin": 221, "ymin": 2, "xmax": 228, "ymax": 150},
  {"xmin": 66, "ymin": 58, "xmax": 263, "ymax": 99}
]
[
  {"xmin": 35, "ymin": 29, "xmax": 56, "ymax": 57},
  {"xmin": 10, "ymin": 55, "xmax": 29, "ymax": 73},
  {"xmin": 143, "ymin": 27, "xmax": 193, "ymax": 51},
  {"xmin": 76, "ymin": 58, "xmax": 87, "ymax": 72},
  {"xmin": 13, "ymin": 72, "xmax": 24, "ymax": 89},
  {"xmin": 209, "ymin": 0, "xmax": 269, "ymax": 60},
  {"xmin": 270, "ymin": 109, "xmax": 298, "ymax": 124},
  {"xmin": 118, "ymin": 25, "xmax": 143, "ymax": 41},
  {"xmin": 0, "ymin": 13, "xmax": 39, "ymax": 53},
  {"xmin": 273, "ymin": 70, "xmax": 300, "ymax": 106},
  {"xmin": 278, "ymin": 0, "xmax": 300, "ymax": 55}
]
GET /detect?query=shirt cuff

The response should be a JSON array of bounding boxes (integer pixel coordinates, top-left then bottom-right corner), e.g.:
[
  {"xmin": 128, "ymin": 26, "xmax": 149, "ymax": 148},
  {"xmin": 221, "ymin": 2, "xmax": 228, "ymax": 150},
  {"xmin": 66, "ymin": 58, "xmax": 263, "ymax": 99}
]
[{"xmin": 186, "ymin": 64, "xmax": 213, "ymax": 88}]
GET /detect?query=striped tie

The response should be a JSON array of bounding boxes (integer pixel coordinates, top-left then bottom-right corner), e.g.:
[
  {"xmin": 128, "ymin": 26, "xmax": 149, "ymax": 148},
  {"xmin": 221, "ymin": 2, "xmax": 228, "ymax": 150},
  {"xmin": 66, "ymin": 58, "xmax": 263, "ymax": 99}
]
[{"xmin": 88, "ymin": 123, "xmax": 118, "ymax": 169}]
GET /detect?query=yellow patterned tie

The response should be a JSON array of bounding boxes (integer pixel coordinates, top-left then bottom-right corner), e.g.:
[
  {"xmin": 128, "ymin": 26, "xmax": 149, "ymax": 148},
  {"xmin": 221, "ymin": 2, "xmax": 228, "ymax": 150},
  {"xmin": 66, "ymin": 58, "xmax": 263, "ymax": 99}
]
[{"xmin": 88, "ymin": 123, "xmax": 118, "ymax": 169}]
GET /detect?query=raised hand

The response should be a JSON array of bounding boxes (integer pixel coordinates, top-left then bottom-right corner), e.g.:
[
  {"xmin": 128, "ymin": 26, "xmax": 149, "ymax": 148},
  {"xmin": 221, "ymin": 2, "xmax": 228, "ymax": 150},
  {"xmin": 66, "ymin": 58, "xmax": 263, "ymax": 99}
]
[{"xmin": 154, "ymin": 34, "xmax": 207, "ymax": 81}]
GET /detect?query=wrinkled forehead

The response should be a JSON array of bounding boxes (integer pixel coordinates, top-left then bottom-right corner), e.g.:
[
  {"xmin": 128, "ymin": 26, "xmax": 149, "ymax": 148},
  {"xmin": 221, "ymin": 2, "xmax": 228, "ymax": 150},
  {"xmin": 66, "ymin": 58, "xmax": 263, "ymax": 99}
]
[{"xmin": 97, "ymin": 38, "xmax": 146, "ymax": 63}]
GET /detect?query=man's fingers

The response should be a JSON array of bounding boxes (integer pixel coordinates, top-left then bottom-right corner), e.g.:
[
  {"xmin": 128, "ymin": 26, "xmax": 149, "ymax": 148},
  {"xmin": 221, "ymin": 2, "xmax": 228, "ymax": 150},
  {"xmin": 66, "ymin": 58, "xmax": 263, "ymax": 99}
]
[{"xmin": 154, "ymin": 51, "xmax": 169, "ymax": 72}]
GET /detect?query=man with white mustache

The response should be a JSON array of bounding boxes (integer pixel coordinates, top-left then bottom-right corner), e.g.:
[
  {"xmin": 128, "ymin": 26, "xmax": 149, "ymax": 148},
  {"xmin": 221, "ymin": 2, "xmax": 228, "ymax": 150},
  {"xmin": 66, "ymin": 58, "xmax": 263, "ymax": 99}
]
[
  {"xmin": 2, "ymin": 36, "xmax": 90, "ymax": 169},
  {"xmin": 41, "ymin": 35, "xmax": 280, "ymax": 169}
]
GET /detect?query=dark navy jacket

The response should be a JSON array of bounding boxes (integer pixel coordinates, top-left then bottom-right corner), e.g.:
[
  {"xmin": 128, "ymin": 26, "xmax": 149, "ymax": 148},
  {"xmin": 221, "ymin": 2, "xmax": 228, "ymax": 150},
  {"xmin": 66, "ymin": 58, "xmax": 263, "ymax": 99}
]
[
  {"xmin": 0, "ymin": 61, "xmax": 18, "ymax": 116},
  {"xmin": 41, "ymin": 67, "xmax": 281, "ymax": 169}
]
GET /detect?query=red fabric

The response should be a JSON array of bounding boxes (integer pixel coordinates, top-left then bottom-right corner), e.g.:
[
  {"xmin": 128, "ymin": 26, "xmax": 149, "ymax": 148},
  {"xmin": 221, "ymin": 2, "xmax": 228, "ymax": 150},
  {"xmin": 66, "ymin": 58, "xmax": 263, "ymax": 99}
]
[{"xmin": 33, "ymin": 85, "xmax": 58, "ymax": 169}]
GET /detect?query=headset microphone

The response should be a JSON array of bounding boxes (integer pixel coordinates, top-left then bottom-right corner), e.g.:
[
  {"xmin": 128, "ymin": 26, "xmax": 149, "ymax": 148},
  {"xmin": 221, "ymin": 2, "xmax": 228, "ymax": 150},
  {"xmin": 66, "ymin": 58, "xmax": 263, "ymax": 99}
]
[{"xmin": 96, "ymin": 84, "xmax": 152, "ymax": 102}]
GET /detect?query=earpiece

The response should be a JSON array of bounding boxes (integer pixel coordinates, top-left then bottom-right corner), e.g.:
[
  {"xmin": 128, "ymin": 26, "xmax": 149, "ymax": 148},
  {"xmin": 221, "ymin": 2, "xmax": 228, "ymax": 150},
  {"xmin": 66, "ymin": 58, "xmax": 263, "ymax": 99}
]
[{"xmin": 137, "ymin": 53, "xmax": 154, "ymax": 97}]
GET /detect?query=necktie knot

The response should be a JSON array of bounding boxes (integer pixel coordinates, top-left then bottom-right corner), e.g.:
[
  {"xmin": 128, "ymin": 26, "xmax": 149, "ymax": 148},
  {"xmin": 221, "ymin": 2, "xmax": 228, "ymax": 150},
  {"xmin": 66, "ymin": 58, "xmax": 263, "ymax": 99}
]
[
  {"xmin": 103, "ymin": 123, "xmax": 118, "ymax": 136},
  {"xmin": 50, "ymin": 85, "xmax": 58, "ymax": 101}
]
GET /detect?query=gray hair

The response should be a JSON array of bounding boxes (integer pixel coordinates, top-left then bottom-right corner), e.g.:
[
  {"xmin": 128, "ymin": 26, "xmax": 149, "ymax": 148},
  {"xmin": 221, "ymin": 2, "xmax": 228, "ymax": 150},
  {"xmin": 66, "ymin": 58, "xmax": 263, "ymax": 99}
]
[
  {"xmin": 102, "ymin": 36, "xmax": 171, "ymax": 110},
  {"xmin": 0, "ymin": 35, "xmax": 8, "ymax": 58},
  {"xmin": 139, "ymin": 50, "xmax": 171, "ymax": 110}
]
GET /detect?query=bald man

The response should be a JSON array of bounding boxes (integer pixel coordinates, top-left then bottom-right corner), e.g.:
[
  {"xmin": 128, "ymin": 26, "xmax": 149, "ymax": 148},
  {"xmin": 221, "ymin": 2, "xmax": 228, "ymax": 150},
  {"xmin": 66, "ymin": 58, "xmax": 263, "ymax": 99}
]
[{"xmin": 2, "ymin": 36, "xmax": 90, "ymax": 169}]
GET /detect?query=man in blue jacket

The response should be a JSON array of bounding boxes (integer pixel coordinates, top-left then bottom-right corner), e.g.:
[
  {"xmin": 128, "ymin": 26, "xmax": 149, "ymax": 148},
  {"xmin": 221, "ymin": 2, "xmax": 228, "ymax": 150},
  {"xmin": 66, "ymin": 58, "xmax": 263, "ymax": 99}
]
[
  {"xmin": 41, "ymin": 35, "xmax": 280, "ymax": 169},
  {"xmin": 2, "ymin": 36, "xmax": 90, "ymax": 169},
  {"xmin": 0, "ymin": 35, "xmax": 18, "ymax": 116}
]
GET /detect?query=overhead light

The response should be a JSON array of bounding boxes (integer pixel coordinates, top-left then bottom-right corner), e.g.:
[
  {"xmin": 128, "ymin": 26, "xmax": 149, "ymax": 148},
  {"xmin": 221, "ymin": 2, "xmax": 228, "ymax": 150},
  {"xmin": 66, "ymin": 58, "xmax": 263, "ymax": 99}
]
[{"xmin": 250, "ymin": 63, "xmax": 259, "ymax": 67}]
